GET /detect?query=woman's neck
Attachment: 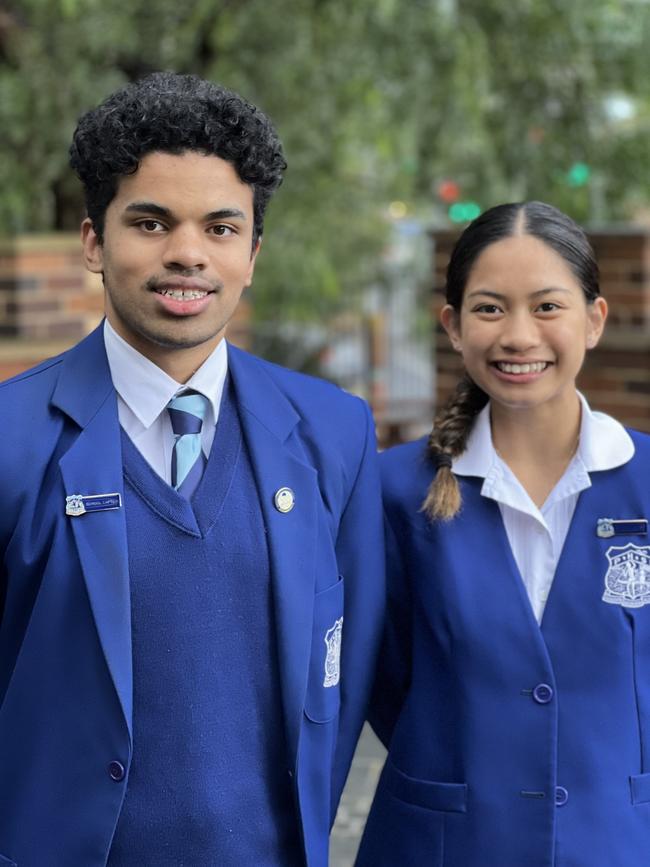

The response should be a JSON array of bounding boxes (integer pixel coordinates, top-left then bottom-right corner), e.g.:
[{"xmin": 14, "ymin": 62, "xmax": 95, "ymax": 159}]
[{"xmin": 489, "ymin": 391, "xmax": 582, "ymax": 507}]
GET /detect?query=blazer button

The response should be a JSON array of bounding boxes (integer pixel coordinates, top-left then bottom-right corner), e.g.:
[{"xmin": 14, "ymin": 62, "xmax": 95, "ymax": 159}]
[
  {"xmin": 555, "ymin": 786, "xmax": 569, "ymax": 806},
  {"xmin": 108, "ymin": 761, "xmax": 126, "ymax": 782},
  {"xmin": 532, "ymin": 683, "xmax": 554, "ymax": 704}
]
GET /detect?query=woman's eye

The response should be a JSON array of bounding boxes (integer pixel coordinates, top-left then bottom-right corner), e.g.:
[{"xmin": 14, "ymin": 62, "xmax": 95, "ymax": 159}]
[
  {"xmin": 474, "ymin": 304, "xmax": 501, "ymax": 314},
  {"xmin": 538, "ymin": 302, "xmax": 560, "ymax": 312}
]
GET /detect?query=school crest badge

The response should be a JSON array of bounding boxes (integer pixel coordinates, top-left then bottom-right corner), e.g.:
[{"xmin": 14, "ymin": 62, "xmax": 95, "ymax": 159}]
[
  {"xmin": 323, "ymin": 617, "xmax": 343, "ymax": 688},
  {"xmin": 602, "ymin": 544, "xmax": 650, "ymax": 608},
  {"xmin": 65, "ymin": 494, "xmax": 86, "ymax": 517}
]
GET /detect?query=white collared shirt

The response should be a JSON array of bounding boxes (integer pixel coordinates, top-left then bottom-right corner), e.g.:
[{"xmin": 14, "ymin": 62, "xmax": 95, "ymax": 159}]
[
  {"xmin": 453, "ymin": 394, "xmax": 635, "ymax": 623},
  {"xmin": 103, "ymin": 319, "xmax": 228, "ymax": 483}
]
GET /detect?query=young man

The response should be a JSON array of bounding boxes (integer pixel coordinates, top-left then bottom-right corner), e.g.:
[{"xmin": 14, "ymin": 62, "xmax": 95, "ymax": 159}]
[{"xmin": 0, "ymin": 73, "xmax": 384, "ymax": 867}]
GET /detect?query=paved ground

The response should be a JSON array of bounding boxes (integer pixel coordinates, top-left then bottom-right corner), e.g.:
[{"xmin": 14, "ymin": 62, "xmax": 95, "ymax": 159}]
[{"xmin": 330, "ymin": 724, "xmax": 387, "ymax": 866}]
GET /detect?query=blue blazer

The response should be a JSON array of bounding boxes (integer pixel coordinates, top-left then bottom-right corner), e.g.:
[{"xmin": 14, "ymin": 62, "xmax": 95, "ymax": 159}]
[
  {"xmin": 0, "ymin": 326, "xmax": 384, "ymax": 867},
  {"xmin": 357, "ymin": 432, "xmax": 650, "ymax": 867}
]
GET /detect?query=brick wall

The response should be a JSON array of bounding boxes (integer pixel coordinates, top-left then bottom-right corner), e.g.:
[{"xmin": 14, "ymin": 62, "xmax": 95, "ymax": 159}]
[
  {"xmin": 0, "ymin": 233, "xmax": 104, "ymax": 341},
  {"xmin": 431, "ymin": 228, "xmax": 650, "ymax": 433},
  {"xmin": 0, "ymin": 233, "xmax": 251, "ymax": 381}
]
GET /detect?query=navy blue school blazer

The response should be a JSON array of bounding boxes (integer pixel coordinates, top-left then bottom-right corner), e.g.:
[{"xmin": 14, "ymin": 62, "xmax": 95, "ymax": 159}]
[
  {"xmin": 0, "ymin": 325, "xmax": 384, "ymax": 867},
  {"xmin": 357, "ymin": 432, "xmax": 650, "ymax": 867}
]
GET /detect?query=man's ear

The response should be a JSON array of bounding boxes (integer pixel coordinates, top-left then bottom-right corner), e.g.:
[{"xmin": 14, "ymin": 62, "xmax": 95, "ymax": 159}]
[
  {"xmin": 81, "ymin": 218, "xmax": 104, "ymax": 274},
  {"xmin": 440, "ymin": 304, "xmax": 462, "ymax": 352},
  {"xmin": 245, "ymin": 237, "xmax": 262, "ymax": 288}
]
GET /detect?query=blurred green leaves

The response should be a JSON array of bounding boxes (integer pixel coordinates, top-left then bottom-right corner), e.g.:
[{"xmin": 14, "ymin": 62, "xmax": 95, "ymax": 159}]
[{"xmin": 1, "ymin": 0, "xmax": 649, "ymax": 321}]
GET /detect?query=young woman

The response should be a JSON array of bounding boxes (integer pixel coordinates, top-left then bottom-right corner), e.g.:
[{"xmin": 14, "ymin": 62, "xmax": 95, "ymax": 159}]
[{"xmin": 356, "ymin": 202, "xmax": 650, "ymax": 867}]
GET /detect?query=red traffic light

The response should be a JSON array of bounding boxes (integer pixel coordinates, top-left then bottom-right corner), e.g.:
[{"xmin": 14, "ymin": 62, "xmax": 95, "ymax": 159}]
[{"xmin": 437, "ymin": 180, "xmax": 461, "ymax": 203}]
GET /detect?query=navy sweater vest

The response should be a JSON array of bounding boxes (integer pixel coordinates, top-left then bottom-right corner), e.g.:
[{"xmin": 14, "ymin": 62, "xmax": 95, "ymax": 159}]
[{"xmin": 108, "ymin": 381, "xmax": 301, "ymax": 866}]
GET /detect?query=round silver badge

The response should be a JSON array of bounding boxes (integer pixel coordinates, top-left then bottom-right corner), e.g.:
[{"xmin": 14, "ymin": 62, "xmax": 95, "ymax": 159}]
[{"xmin": 274, "ymin": 487, "xmax": 295, "ymax": 513}]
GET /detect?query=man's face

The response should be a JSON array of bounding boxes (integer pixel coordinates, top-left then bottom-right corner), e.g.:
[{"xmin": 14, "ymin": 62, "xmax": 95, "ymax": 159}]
[{"xmin": 82, "ymin": 150, "xmax": 259, "ymax": 378}]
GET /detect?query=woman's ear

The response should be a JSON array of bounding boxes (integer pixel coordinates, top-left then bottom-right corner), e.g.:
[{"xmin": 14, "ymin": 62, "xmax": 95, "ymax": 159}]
[
  {"xmin": 440, "ymin": 304, "xmax": 462, "ymax": 352},
  {"xmin": 586, "ymin": 297, "xmax": 608, "ymax": 349}
]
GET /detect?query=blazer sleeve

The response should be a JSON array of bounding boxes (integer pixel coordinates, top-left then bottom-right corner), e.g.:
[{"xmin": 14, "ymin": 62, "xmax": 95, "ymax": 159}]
[
  {"xmin": 367, "ymin": 494, "xmax": 413, "ymax": 748},
  {"xmin": 329, "ymin": 399, "xmax": 385, "ymax": 815}
]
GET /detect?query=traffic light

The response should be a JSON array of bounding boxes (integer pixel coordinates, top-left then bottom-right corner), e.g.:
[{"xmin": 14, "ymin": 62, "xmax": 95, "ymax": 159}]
[
  {"xmin": 566, "ymin": 162, "xmax": 591, "ymax": 187},
  {"xmin": 448, "ymin": 202, "xmax": 481, "ymax": 223},
  {"xmin": 437, "ymin": 180, "xmax": 461, "ymax": 203}
]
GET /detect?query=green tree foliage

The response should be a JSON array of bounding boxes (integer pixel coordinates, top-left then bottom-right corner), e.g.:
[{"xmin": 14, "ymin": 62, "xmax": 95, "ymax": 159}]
[{"xmin": 1, "ymin": 0, "xmax": 649, "ymax": 321}]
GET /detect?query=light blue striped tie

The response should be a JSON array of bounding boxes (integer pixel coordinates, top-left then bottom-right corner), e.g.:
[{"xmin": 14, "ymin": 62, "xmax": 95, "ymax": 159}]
[{"xmin": 167, "ymin": 391, "xmax": 210, "ymax": 499}]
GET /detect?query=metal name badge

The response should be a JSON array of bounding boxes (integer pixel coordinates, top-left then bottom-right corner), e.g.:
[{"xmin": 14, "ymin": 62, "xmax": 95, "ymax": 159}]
[
  {"xmin": 66, "ymin": 493, "xmax": 122, "ymax": 517},
  {"xmin": 597, "ymin": 518, "xmax": 648, "ymax": 539}
]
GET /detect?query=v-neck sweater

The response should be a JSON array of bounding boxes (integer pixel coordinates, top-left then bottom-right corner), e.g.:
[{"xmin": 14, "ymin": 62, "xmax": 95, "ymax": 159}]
[{"xmin": 107, "ymin": 381, "xmax": 301, "ymax": 866}]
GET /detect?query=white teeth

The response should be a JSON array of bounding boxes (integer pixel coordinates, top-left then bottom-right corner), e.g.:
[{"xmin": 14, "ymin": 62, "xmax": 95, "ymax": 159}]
[
  {"xmin": 158, "ymin": 288, "xmax": 208, "ymax": 300},
  {"xmin": 497, "ymin": 362, "xmax": 548, "ymax": 374}
]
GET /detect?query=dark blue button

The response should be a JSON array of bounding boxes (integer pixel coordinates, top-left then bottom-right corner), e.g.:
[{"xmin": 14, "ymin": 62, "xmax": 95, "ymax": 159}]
[
  {"xmin": 555, "ymin": 786, "xmax": 569, "ymax": 806},
  {"xmin": 108, "ymin": 761, "xmax": 125, "ymax": 782},
  {"xmin": 532, "ymin": 683, "xmax": 554, "ymax": 704}
]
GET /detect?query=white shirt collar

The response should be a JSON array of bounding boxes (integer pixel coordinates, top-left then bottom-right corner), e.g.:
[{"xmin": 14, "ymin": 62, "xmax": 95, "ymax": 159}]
[
  {"xmin": 103, "ymin": 318, "xmax": 228, "ymax": 429},
  {"xmin": 453, "ymin": 391, "xmax": 635, "ymax": 480}
]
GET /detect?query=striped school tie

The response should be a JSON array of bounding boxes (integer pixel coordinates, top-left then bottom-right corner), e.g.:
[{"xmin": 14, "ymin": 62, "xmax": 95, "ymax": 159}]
[{"xmin": 167, "ymin": 390, "xmax": 210, "ymax": 499}]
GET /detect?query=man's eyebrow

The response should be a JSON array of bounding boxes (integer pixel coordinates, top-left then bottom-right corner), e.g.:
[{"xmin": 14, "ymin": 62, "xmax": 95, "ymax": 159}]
[
  {"xmin": 204, "ymin": 208, "xmax": 247, "ymax": 222},
  {"xmin": 124, "ymin": 202, "xmax": 171, "ymax": 218},
  {"xmin": 122, "ymin": 203, "xmax": 247, "ymax": 222}
]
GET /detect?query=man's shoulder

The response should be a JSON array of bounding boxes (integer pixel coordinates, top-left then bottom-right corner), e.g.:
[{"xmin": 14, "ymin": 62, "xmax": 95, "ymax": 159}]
[
  {"xmin": 231, "ymin": 346, "xmax": 368, "ymax": 421},
  {"xmin": 230, "ymin": 348, "xmax": 374, "ymax": 476},
  {"xmin": 0, "ymin": 349, "xmax": 69, "ymax": 402}
]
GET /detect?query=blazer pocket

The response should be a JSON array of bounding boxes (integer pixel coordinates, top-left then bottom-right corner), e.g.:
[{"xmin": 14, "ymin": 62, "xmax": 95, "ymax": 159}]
[
  {"xmin": 384, "ymin": 758, "xmax": 468, "ymax": 813},
  {"xmin": 304, "ymin": 576, "xmax": 344, "ymax": 724},
  {"xmin": 630, "ymin": 772, "xmax": 650, "ymax": 805}
]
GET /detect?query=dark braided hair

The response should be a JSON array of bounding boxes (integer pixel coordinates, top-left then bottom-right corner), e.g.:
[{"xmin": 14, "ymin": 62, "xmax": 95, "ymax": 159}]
[
  {"xmin": 69, "ymin": 71, "xmax": 287, "ymax": 248},
  {"xmin": 423, "ymin": 201, "xmax": 601, "ymax": 520}
]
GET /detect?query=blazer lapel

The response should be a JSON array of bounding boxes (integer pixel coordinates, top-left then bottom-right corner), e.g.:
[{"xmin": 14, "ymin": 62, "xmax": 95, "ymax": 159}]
[
  {"xmin": 228, "ymin": 345, "xmax": 318, "ymax": 767},
  {"xmin": 52, "ymin": 327, "xmax": 132, "ymax": 737}
]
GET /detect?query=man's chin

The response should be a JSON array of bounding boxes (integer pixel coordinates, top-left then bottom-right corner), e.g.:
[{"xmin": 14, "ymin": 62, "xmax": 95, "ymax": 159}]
[{"xmin": 131, "ymin": 325, "xmax": 226, "ymax": 356}]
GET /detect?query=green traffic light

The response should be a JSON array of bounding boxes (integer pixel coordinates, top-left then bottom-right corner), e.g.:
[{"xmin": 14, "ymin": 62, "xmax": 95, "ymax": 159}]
[
  {"xmin": 449, "ymin": 202, "xmax": 481, "ymax": 223},
  {"xmin": 567, "ymin": 162, "xmax": 591, "ymax": 187}
]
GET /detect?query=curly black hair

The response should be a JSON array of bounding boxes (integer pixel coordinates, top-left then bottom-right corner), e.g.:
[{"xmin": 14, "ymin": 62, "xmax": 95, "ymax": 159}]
[{"xmin": 69, "ymin": 71, "xmax": 287, "ymax": 247}]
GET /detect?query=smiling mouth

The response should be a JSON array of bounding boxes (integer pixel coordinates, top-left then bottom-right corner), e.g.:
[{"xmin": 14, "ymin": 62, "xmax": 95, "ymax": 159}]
[
  {"xmin": 154, "ymin": 287, "xmax": 211, "ymax": 300},
  {"xmin": 493, "ymin": 361, "xmax": 550, "ymax": 374}
]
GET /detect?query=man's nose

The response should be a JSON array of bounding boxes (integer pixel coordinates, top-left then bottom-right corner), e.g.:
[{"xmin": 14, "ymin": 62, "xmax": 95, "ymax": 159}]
[{"xmin": 162, "ymin": 225, "xmax": 210, "ymax": 271}]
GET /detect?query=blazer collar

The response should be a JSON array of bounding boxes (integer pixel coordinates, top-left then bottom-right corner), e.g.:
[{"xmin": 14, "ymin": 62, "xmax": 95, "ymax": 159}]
[
  {"xmin": 51, "ymin": 324, "xmax": 114, "ymax": 427},
  {"xmin": 227, "ymin": 343, "xmax": 318, "ymax": 767},
  {"xmin": 51, "ymin": 328, "xmax": 301, "ymax": 443},
  {"xmin": 226, "ymin": 342, "xmax": 300, "ymax": 444}
]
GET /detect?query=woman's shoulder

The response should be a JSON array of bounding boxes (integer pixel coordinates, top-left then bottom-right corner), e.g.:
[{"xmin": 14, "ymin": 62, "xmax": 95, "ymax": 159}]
[
  {"xmin": 627, "ymin": 427, "xmax": 650, "ymax": 462},
  {"xmin": 380, "ymin": 436, "xmax": 429, "ymax": 474},
  {"xmin": 380, "ymin": 437, "xmax": 433, "ymax": 510}
]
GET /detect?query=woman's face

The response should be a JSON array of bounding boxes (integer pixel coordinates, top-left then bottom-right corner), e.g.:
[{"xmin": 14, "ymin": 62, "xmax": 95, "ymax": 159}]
[{"xmin": 441, "ymin": 233, "xmax": 607, "ymax": 416}]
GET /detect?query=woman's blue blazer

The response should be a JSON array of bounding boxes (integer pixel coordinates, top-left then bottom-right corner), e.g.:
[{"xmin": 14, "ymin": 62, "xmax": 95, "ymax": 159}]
[{"xmin": 358, "ymin": 430, "xmax": 650, "ymax": 867}]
